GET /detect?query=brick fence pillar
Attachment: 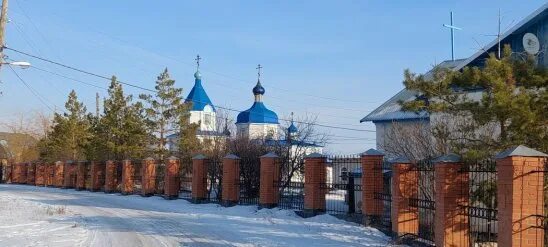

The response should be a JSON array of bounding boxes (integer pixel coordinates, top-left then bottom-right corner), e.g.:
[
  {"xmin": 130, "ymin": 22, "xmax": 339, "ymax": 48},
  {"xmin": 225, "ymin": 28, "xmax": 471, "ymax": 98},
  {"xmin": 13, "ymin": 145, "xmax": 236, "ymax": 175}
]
[
  {"xmin": 222, "ymin": 154, "xmax": 240, "ymax": 206},
  {"xmin": 54, "ymin": 161, "xmax": 64, "ymax": 187},
  {"xmin": 496, "ymin": 145, "xmax": 547, "ymax": 247},
  {"xmin": 191, "ymin": 154, "xmax": 208, "ymax": 203},
  {"xmin": 76, "ymin": 161, "xmax": 86, "ymax": 190},
  {"xmin": 391, "ymin": 157, "xmax": 418, "ymax": 237},
  {"xmin": 46, "ymin": 163, "xmax": 55, "ymax": 187},
  {"xmin": 35, "ymin": 162, "xmax": 45, "ymax": 186},
  {"xmin": 142, "ymin": 157, "xmax": 157, "ymax": 197},
  {"xmin": 361, "ymin": 149, "xmax": 384, "ymax": 223},
  {"xmin": 5, "ymin": 161, "xmax": 13, "ymax": 184},
  {"xmin": 304, "ymin": 153, "xmax": 327, "ymax": 216},
  {"xmin": 26, "ymin": 162, "xmax": 36, "ymax": 185},
  {"xmin": 62, "ymin": 161, "xmax": 76, "ymax": 189},
  {"xmin": 121, "ymin": 160, "xmax": 134, "ymax": 195},
  {"xmin": 259, "ymin": 152, "xmax": 279, "ymax": 209},
  {"xmin": 104, "ymin": 160, "xmax": 117, "ymax": 193},
  {"xmin": 433, "ymin": 154, "xmax": 469, "ymax": 247},
  {"xmin": 90, "ymin": 161, "xmax": 104, "ymax": 192},
  {"xmin": 164, "ymin": 156, "xmax": 181, "ymax": 200}
]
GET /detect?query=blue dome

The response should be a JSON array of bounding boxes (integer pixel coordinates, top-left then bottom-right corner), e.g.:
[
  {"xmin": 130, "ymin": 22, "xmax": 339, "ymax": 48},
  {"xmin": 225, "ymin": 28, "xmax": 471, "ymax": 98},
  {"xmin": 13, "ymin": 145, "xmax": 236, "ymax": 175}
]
[
  {"xmin": 288, "ymin": 122, "xmax": 298, "ymax": 133},
  {"xmin": 236, "ymin": 102, "xmax": 279, "ymax": 124},
  {"xmin": 185, "ymin": 76, "xmax": 215, "ymax": 111},
  {"xmin": 253, "ymin": 81, "xmax": 265, "ymax": 95}
]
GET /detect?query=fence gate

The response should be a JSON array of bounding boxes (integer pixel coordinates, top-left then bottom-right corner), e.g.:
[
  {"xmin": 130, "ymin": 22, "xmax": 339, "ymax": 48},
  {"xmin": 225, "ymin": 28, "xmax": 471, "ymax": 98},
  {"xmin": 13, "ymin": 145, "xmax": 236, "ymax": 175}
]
[
  {"xmin": 238, "ymin": 157, "xmax": 260, "ymax": 205},
  {"xmin": 132, "ymin": 160, "xmax": 143, "ymax": 194},
  {"xmin": 324, "ymin": 155, "xmax": 363, "ymax": 222},
  {"xmin": 156, "ymin": 162, "xmax": 165, "ymax": 195},
  {"xmin": 370, "ymin": 160, "xmax": 392, "ymax": 233}
]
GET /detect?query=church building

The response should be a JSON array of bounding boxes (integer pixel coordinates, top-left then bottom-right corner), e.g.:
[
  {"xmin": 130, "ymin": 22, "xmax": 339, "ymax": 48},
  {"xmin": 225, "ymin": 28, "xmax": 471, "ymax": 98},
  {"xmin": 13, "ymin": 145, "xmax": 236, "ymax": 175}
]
[{"xmin": 236, "ymin": 65, "xmax": 280, "ymax": 139}]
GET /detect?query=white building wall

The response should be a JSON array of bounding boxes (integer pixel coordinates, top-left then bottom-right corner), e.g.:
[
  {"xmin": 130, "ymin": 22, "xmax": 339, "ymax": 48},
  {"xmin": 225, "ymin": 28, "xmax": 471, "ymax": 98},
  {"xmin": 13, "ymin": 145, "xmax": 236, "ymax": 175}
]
[
  {"xmin": 189, "ymin": 105, "xmax": 216, "ymax": 132},
  {"xmin": 236, "ymin": 123, "xmax": 279, "ymax": 139}
]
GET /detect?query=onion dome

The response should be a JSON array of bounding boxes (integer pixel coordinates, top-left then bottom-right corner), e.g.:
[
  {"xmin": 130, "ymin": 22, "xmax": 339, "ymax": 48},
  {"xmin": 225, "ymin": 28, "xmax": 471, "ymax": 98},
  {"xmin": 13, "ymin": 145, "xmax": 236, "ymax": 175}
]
[
  {"xmin": 252, "ymin": 80, "xmax": 265, "ymax": 95},
  {"xmin": 288, "ymin": 121, "xmax": 298, "ymax": 133},
  {"xmin": 185, "ymin": 70, "xmax": 215, "ymax": 111}
]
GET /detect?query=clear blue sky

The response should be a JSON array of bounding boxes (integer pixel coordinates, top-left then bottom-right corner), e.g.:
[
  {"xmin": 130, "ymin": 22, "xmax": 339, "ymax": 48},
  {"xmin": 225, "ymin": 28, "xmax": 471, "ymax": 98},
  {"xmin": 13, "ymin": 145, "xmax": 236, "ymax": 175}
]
[{"xmin": 0, "ymin": 0, "xmax": 544, "ymax": 154}]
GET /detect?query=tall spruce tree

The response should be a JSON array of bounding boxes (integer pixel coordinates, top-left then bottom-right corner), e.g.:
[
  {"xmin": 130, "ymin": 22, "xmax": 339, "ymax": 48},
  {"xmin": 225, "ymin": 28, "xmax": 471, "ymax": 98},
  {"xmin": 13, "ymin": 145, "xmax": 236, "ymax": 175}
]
[
  {"xmin": 101, "ymin": 76, "xmax": 148, "ymax": 160},
  {"xmin": 140, "ymin": 68, "xmax": 186, "ymax": 160},
  {"xmin": 401, "ymin": 45, "xmax": 548, "ymax": 157},
  {"xmin": 38, "ymin": 90, "xmax": 91, "ymax": 161}
]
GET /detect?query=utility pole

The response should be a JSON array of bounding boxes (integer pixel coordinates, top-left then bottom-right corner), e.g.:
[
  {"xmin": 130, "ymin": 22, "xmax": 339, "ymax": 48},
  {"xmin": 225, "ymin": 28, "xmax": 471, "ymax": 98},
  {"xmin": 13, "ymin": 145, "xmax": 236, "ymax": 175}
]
[
  {"xmin": 0, "ymin": 0, "xmax": 9, "ymax": 72},
  {"xmin": 96, "ymin": 92, "xmax": 100, "ymax": 117}
]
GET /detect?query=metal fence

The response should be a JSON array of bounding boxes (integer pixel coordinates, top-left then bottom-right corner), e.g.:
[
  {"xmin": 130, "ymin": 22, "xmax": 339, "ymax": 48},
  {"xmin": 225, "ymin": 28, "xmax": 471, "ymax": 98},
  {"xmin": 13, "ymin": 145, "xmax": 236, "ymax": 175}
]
[
  {"xmin": 323, "ymin": 155, "xmax": 363, "ymax": 223},
  {"xmin": 460, "ymin": 158, "xmax": 498, "ymax": 246},
  {"xmin": 370, "ymin": 159, "xmax": 392, "ymax": 234},
  {"xmin": 205, "ymin": 159, "xmax": 222, "ymax": 203},
  {"xmin": 409, "ymin": 159, "xmax": 435, "ymax": 244},
  {"xmin": 179, "ymin": 158, "xmax": 192, "ymax": 200},
  {"xmin": 238, "ymin": 157, "xmax": 260, "ymax": 205}
]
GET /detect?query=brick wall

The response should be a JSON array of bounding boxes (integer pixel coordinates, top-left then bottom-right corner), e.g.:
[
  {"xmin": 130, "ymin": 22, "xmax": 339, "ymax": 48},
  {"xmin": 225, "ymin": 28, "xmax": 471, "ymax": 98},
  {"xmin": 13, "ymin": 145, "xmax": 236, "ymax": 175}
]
[
  {"xmin": 434, "ymin": 162, "xmax": 469, "ymax": 247},
  {"xmin": 304, "ymin": 153, "xmax": 326, "ymax": 215},
  {"xmin": 259, "ymin": 153, "xmax": 279, "ymax": 208},
  {"xmin": 142, "ymin": 158, "xmax": 157, "ymax": 196},
  {"xmin": 361, "ymin": 150, "xmax": 384, "ymax": 217},
  {"xmin": 104, "ymin": 160, "xmax": 117, "ymax": 193},
  {"xmin": 54, "ymin": 161, "xmax": 64, "ymax": 187},
  {"xmin": 164, "ymin": 157, "xmax": 180, "ymax": 199},
  {"xmin": 121, "ymin": 160, "xmax": 134, "ymax": 195},
  {"xmin": 76, "ymin": 161, "xmax": 86, "ymax": 190},
  {"xmin": 191, "ymin": 155, "xmax": 208, "ymax": 202},
  {"xmin": 35, "ymin": 163, "xmax": 45, "ymax": 186},
  {"xmin": 26, "ymin": 162, "xmax": 36, "ymax": 185},
  {"xmin": 391, "ymin": 161, "xmax": 418, "ymax": 237},
  {"xmin": 222, "ymin": 154, "xmax": 240, "ymax": 206}
]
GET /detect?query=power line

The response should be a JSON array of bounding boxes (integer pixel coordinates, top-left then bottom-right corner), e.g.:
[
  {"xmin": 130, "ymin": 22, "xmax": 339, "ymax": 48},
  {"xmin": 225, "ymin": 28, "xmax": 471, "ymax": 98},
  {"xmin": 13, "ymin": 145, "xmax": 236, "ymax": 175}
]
[
  {"xmin": 5, "ymin": 46, "xmax": 376, "ymax": 133},
  {"xmin": 8, "ymin": 64, "xmax": 55, "ymax": 112}
]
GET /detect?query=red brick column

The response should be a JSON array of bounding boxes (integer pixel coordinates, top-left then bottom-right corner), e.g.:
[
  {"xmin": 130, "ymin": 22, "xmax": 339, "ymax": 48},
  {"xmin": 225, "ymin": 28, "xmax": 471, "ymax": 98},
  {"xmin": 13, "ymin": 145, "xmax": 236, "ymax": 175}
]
[
  {"xmin": 5, "ymin": 161, "xmax": 12, "ymax": 183},
  {"xmin": 259, "ymin": 152, "xmax": 280, "ymax": 208},
  {"xmin": 13, "ymin": 162, "xmax": 25, "ymax": 184},
  {"xmin": 192, "ymin": 154, "xmax": 208, "ymax": 203},
  {"xmin": 75, "ymin": 161, "xmax": 86, "ymax": 190},
  {"xmin": 496, "ymin": 146, "xmax": 547, "ymax": 247},
  {"xmin": 26, "ymin": 162, "xmax": 36, "ymax": 185},
  {"xmin": 54, "ymin": 161, "xmax": 64, "ymax": 187},
  {"xmin": 142, "ymin": 158, "xmax": 157, "ymax": 197},
  {"xmin": 46, "ymin": 163, "xmax": 55, "ymax": 187},
  {"xmin": 433, "ymin": 154, "xmax": 469, "ymax": 247},
  {"xmin": 222, "ymin": 154, "xmax": 240, "ymax": 206},
  {"xmin": 35, "ymin": 162, "xmax": 45, "ymax": 186},
  {"xmin": 121, "ymin": 160, "xmax": 134, "ymax": 195},
  {"xmin": 304, "ymin": 153, "xmax": 327, "ymax": 216},
  {"xmin": 62, "ymin": 161, "xmax": 76, "ymax": 188},
  {"xmin": 104, "ymin": 160, "xmax": 117, "ymax": 193},
  {"xmin": 164, "ymin": 156, "xmax": 181, "ymax": 200},
  {"xmin": 391, "ymin": 158, "xmax": 418, "ymax": 237},
  {"xmin": 90, "ymin": 161, "xmax": 104, "ymax": 192},
  {"xmin": 361, "ymin": 149, "xmax": 384, "ymax": 221}
]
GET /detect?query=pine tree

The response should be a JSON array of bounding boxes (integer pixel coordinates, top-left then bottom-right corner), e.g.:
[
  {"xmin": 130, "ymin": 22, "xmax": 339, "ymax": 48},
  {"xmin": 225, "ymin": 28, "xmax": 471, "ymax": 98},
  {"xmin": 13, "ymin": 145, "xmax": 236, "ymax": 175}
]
[
  {"xmin": 101, "ymin": 76, "xmax": 148, "ymax": 160},
  {"xmin": 140, "ymin": 68, "xmax": 185, "ymax": 160},
  {"xmin": 401, "ymin": 45, "xmax": 548, "ymax": 156},
  {"xmin": 38, "ymin": 90, "xmax": 91, "ymax": 161}
]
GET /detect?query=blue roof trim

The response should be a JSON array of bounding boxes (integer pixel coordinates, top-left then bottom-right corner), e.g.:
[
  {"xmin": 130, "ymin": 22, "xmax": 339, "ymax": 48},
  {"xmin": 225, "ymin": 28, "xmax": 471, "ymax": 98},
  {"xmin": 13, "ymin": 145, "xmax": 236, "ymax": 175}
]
[
  {"xmin": 185, "ymin": 78, "xmax": 215, "ymax": 111},
  {"xmin": 236, "ymin": 102, "xmax": 279, "ymax": 124}
]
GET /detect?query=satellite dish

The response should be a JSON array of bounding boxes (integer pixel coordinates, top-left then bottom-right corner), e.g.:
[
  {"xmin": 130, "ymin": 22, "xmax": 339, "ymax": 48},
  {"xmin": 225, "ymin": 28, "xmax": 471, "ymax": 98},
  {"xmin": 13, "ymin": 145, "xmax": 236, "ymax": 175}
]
[{"xmin": 523, "ymin": 33, "xmax": 540, "ymax": 55}]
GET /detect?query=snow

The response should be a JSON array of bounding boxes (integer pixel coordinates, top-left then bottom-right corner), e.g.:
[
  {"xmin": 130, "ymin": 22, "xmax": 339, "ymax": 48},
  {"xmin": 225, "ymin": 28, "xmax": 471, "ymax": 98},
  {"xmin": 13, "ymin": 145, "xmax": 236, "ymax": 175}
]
[{"xmin": 0, "ymin": 184, "xmax": 392, "ymax": 246}]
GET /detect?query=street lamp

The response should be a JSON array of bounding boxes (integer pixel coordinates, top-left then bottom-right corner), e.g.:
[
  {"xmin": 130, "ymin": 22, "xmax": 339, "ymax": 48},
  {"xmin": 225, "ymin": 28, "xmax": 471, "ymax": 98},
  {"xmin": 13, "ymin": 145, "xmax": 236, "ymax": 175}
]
[{"xmin": 1, "ymin": 61, "xmax": 30, "ymax": 69}]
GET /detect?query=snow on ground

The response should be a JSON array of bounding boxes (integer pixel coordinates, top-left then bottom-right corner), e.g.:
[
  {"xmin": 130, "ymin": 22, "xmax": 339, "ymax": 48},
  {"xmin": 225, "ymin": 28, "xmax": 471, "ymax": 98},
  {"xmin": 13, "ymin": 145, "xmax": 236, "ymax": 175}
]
[{"xmin": 0, "ymin": 184, "xmax": 392, "ymax": 247}]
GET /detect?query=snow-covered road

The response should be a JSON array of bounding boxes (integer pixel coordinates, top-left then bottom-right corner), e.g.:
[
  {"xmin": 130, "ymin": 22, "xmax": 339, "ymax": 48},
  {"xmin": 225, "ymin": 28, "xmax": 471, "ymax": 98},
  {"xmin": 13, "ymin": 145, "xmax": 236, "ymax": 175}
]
[{"xmin": 0, "ymin": 184, "xmax": 390, "ymax": 247}]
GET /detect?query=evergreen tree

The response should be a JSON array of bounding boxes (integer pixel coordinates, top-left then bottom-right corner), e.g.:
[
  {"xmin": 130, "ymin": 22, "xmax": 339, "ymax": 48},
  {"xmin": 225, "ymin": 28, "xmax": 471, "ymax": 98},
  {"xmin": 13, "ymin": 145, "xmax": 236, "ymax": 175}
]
[
  {"xmin": 101, "ymin": 76, "xmax": 148, "ymax": 160},
  {"xmin": 38, "ymin": 90, "xmax": 91, "ymax": 161},
  {"xmin": 401, "ymin": 45, "xmax": 548, "ymax": 156},
  {"xmin": 140, "ymin": 68, "xmax": 185, "ymax": 160}
]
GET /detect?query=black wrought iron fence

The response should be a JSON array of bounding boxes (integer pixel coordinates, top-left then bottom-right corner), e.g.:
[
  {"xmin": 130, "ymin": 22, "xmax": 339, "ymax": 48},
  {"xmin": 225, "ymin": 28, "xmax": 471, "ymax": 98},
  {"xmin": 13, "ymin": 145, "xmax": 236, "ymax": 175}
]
[
  {"xmin": 460, "ymin": 158, "xmax": 498, "ymax": 246},
  {"xmin": 324, "ymin": 155, "xmax": 362, "ymax": 216},
  {"xmin": 238, "ymin": 157, "xmax": 260, "ymax": 205},
  {"xmin": 370, "ymin": 159, "xmax": 392, "ymax": 233},
  {"xmin": 408, "ymin": 159, "xmax": 435, "ymax": 244},
  {"xmin": 206, "ymin": 159, "xmax": 222, "ymax": 203},
  {"xmin": 132, "ymin": 160, "xmax": 143, "ymax": 194},
  {"xmin": 155, "ymin": 162, "xmax": 165, "ymax": 195},
  {"xmin": 179, "ymin": 157, "xmax": 192, "ymax": 200}
]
